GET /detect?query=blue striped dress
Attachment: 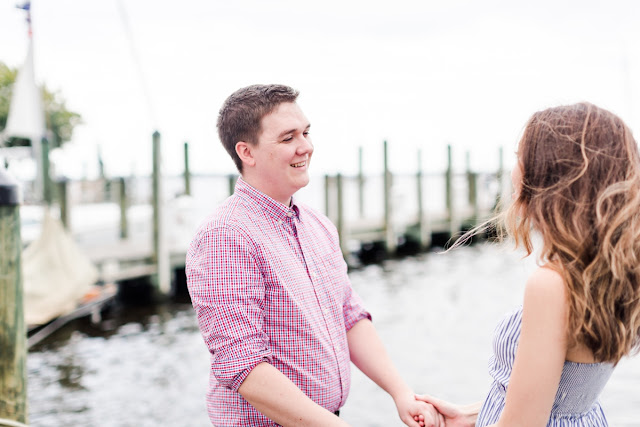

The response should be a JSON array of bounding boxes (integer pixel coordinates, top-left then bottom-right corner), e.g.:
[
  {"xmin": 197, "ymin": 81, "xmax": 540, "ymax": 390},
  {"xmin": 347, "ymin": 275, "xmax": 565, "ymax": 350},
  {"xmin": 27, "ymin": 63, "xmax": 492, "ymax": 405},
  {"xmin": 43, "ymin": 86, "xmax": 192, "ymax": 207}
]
[{"xmin": 476, "ymin": 306, "xmax": 614, "ymax": 426}]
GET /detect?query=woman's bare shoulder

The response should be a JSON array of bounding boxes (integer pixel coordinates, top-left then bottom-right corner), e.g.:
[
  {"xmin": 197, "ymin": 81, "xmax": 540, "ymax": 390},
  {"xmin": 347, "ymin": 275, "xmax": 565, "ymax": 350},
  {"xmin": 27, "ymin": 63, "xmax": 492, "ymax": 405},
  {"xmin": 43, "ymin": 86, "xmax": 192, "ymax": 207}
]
[{"xmin": 525, "ymin": 265, "xmax": 565, "ymax": 298}]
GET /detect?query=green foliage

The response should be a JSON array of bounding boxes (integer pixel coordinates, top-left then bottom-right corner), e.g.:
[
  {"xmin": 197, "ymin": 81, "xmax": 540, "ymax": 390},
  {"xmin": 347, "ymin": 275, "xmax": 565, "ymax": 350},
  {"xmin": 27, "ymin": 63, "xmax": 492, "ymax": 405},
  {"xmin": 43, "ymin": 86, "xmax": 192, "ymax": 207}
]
[
  {"xmin": 0, "ymin": 62, "xmax": 17, "ymax": 132},
  {"xmin": 42, "ymin": 85, "xmax": 83, "ymax": 148},
  {"xmin": 0, "ymin": 61, "xmax": 82, "ymax": 148}
]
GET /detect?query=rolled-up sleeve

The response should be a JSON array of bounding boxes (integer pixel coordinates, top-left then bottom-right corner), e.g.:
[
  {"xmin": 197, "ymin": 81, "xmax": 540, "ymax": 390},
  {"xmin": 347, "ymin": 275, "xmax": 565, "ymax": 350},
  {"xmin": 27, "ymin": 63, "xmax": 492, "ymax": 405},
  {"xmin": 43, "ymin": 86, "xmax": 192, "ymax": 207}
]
[
  {"xmin": 326, "ymin": 247, "xmax": 370, "ymax": 331},
  {"xmin": 342, "ymin": 278, "xmax": 372, "ymax": 331},
  {"xmin": 186, "ymin": 225, "xmax": 272, "ymax": 391}
]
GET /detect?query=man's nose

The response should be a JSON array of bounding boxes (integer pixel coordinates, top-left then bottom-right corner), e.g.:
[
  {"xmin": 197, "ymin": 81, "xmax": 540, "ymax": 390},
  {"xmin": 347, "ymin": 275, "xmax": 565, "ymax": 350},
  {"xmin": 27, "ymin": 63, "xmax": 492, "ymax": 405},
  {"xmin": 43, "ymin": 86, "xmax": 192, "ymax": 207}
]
[{"xmin": 296, "ymin": 136, "xmax": 313, "ymax": 154}]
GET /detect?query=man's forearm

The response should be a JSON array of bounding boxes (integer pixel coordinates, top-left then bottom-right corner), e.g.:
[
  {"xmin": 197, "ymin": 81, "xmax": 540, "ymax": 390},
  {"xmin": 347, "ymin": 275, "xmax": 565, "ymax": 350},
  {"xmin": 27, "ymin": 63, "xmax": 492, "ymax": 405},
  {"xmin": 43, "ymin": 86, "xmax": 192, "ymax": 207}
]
[
  {"xmin": 238, "ymin": 362, "xmax": 348, "ymax": 427},
  {"xmin": 346, "ymin": 319, "xmax": 412, "ymax": 399},
  {"xmin": 347, "ymin": 319, "xmax": 439, "ymax": 427}
]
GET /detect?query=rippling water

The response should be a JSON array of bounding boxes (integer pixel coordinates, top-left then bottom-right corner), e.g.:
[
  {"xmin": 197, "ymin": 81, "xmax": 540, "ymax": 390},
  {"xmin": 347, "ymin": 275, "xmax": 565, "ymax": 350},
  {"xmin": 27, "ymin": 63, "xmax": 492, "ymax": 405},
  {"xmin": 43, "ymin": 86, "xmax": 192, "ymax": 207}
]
[{"xmin": 28, "ymin": 243, "xmax": 640, "ymax": 426}]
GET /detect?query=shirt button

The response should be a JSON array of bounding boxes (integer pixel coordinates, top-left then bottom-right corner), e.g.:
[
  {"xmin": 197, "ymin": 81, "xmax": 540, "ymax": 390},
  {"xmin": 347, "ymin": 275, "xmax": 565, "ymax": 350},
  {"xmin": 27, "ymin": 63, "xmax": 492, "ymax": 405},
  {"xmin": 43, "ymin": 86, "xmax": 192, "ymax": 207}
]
[
  {"xmin": 278, "ymin": 220, "xmax": 283, "ymax": 225},
  {"xmin": 323, "ymin": 308, "xmax": 330, "ymax": 315},
  {"xmin": 286, "ymin": 211, "xmax": 294, "ymax": 218}
]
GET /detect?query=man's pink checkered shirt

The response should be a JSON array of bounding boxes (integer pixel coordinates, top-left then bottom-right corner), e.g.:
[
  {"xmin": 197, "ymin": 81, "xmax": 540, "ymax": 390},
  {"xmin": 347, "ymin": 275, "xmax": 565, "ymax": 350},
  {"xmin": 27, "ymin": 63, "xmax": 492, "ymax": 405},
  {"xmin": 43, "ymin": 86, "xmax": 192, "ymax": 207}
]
[{"xmin": 186, "ymin": 177, "xmax": 370, "ymax": 426}]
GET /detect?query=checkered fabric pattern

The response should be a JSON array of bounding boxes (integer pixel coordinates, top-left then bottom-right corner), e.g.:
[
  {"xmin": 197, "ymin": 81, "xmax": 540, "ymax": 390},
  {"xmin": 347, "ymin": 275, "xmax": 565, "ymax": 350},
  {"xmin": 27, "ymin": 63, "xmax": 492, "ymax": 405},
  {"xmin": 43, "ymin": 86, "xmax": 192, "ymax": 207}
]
[{"xmin": 186, "ymin": 177, "xmax": 370, "ymax": 426}]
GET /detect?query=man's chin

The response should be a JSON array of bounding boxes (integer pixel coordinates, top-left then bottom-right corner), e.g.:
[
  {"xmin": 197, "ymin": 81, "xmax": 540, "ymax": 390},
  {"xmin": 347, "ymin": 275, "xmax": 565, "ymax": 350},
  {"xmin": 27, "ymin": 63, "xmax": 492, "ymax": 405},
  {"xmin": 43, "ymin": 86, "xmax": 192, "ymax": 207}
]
[{"xmin": 292, "ymin": 177, "xmax": 310, "ymax": 192}]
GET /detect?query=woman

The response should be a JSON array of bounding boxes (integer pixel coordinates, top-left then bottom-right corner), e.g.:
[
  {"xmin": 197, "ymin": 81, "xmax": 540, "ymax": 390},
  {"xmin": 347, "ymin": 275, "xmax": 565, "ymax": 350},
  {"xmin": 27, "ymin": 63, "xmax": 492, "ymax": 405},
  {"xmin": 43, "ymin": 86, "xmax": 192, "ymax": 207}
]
[{"xmin": 416, "ymin": 103, "xmax": 640, "ymax": 426}]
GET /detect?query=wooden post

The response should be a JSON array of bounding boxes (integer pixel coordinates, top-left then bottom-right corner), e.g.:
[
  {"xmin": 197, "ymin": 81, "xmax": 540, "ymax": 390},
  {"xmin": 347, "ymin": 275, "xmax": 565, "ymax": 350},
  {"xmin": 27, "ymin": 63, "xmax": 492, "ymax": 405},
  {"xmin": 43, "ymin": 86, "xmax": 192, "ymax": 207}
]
[
  {"xmin": 41, "ymin": 136, "xmax": 52, "ymax": 205},
  {"xmin": 466, "ymin": 151, "xmax": 478, "ymax": 222},
  {"xmin": 336, "ymin": 173, "xmax": 347, "ymax": 255},
  {"xmin": 445, "ymin": 144, "xmax": 452, "ymax": 217},
  {"xmin": 383, "ymin": 140, "xmax": 395, "ymax": 254},
  {"xmin": 152, "ymin": 131, "xmax": 170, "ymax": 294},
  {"xmin": 416, "ymin": 149, "xmax": 430, "ymax": 249},
  {"xmin": 152, "ymin": 131, "xmax": 160, "ymax": 264},
  {"xmin": 228, "ymin": 174, "xmax": 237, "ymax": 196},
  {"xmin": 119, "ymin": 177, "xmax": 128, "ymax": 239},
  {"xmin": 97, "ymin": 145, "xmax": 110, "ymax": 202},
  {"xmin": 98, "ymin": 145, "xmax": 106, "ymax": 181},
  {"xmin": 0, "ymin": 167, "xmax": 27, "ymax": 425},
  {"xmin": 58, "ymin": 178, "xmax": 70, "ymax": 230},
  {"xmin": 497, "ymin": 146, "xmax": 504, "ymax": 209},
  {"xmin": 445, "ymin": 145, "xmax": 456, "ymax": 239},
  {"xmin": 358, "ymin": 146, "xmax": 364, "ymax": 218},
  {"xmin": 183, "ymin": 142, "xmax": 191, "ymax": 196}
]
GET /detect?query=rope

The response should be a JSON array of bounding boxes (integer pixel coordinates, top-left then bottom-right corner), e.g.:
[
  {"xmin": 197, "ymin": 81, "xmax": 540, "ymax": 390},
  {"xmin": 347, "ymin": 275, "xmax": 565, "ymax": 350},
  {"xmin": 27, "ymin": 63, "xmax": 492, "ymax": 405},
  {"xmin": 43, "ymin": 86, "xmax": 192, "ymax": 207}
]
[{"xmin": 0, "ymin": 418, "xmax": 29, "ymax": 427}]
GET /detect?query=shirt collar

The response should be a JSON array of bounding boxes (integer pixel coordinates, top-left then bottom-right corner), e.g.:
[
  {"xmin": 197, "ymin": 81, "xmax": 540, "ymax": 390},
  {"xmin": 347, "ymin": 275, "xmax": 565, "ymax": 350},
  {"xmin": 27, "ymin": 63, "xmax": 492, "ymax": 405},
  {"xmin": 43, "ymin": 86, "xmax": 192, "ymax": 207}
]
[{"xmin": 235, "ymin": 176, "xmax": 301, "ymax": 221}]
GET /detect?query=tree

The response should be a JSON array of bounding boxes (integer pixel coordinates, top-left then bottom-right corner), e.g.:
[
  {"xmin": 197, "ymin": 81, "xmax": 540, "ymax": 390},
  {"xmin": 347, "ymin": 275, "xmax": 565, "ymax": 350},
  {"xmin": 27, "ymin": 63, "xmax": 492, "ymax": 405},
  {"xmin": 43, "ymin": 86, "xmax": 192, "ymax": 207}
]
[{"xmin": 0, "ymin": 61, "xmax": 82, "ymax": 149}]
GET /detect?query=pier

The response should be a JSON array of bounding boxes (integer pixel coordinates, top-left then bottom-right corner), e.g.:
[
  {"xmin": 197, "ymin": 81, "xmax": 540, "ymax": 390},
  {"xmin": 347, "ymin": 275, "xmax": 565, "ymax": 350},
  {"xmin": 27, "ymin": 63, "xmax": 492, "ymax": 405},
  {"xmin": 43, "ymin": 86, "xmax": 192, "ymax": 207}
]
[
  {"xmin": 6, "ymin": 134, "xmax": 509, "ymax": 350},
  {"xmin": 30, "ymin": 138, "xmax": 508, "ymax": 295}
]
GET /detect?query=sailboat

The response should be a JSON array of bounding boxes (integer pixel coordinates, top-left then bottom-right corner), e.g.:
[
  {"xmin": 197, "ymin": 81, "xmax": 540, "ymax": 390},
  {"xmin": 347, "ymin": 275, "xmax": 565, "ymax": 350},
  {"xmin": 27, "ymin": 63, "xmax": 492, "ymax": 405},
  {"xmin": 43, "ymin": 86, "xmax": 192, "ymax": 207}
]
[
  {"xmin": 1, "ymin": 2, "xmax": 113, "ymax": 346},
  {"xmin": 1, "ymin": 3, "xmax": 45, "ymax": 194}
]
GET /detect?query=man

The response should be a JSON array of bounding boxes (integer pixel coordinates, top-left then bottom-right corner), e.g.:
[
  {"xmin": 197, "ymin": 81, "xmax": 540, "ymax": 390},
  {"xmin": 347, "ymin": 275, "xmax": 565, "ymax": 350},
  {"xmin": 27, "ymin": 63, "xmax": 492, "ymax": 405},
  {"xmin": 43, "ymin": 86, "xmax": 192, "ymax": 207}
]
[{"xmin": 186, "ymin": 84, "xmax": 440, "ymax": 426}]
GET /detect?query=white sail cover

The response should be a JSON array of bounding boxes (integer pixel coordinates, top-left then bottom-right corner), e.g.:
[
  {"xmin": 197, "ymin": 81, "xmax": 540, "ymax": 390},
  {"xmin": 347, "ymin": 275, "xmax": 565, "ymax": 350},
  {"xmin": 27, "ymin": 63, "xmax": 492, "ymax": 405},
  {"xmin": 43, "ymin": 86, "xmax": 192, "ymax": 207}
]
[
  {"xmin": 2, "ymin": 37, "xmax": 46, "ymax": 196},
  {"xmin": 3, "ymin": 39, "xmax": 46, "ymax": 143},
  {"xmin": 23, "ymin": 209, "xmax": 99, "ymax": 326}
]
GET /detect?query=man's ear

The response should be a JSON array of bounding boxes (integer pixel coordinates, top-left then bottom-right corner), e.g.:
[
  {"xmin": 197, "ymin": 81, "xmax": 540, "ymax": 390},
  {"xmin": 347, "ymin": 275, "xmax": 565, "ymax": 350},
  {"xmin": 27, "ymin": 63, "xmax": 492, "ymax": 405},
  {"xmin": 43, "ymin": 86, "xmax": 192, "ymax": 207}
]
[{"xmin": 235, "ymin": 141, "xmax": 256, "ymax": 167}]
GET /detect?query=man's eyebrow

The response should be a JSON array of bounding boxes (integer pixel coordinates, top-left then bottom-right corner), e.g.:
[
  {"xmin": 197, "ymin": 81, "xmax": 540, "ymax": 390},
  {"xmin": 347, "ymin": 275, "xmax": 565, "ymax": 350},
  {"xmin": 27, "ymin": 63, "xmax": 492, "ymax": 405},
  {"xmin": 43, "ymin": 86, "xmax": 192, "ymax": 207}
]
[{"xmin": 277, "ymin": 123, "xmax": 311, "ymax": 139}]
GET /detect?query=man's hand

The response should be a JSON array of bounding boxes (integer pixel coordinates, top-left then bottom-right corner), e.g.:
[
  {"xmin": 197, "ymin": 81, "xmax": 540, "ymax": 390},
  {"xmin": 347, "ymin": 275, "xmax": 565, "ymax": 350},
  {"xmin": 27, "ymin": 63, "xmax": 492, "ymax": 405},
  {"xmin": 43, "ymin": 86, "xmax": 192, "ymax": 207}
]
[
  {"xmin": 345, "ymin": 320, "xmax": 445, "ymax": 426},
  {"xmin": 394, "ymin": 391, "xmax": 444, "ymax": 427},
  {"xmin": 414, "ymin": 394, "xmax": 479, "ymax": 427}
]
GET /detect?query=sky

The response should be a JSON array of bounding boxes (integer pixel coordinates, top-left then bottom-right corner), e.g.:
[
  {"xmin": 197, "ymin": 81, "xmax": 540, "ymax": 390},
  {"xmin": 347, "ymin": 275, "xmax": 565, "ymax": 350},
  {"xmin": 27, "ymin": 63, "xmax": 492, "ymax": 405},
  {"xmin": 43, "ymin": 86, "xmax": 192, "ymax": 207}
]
[{"xmin": 1, "ymin": 0, "xmax": 639, "ymax": 180}]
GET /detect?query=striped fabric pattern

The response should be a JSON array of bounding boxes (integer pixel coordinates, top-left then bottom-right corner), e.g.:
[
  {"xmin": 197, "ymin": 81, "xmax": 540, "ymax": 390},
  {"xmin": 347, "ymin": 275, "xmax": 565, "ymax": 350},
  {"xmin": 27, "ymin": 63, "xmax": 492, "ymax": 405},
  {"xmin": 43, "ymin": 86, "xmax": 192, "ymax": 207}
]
[
  {"xmin": 186, "ymin": 177, "xmax": 370, "ymax": 426},
  {"xmin": 476, "ymin": 306, "xmax": 614, "ymax": 426}
]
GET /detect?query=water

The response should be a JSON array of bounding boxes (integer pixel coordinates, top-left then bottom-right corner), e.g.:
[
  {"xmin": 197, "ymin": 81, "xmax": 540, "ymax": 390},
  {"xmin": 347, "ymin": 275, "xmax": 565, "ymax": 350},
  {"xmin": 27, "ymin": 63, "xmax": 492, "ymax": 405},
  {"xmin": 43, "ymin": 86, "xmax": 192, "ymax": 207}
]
[{"xmin": 27, "ymin": 243, "xmax": 640, "ymax": 426}]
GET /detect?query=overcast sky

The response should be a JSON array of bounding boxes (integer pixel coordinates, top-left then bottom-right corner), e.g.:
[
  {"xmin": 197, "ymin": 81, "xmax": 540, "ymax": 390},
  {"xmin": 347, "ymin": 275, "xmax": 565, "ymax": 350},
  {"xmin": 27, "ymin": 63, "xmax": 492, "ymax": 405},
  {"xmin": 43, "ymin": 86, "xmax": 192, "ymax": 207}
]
[{"xmin": 1, "ymin": 0, "xmax": 639, "ymax": 179}]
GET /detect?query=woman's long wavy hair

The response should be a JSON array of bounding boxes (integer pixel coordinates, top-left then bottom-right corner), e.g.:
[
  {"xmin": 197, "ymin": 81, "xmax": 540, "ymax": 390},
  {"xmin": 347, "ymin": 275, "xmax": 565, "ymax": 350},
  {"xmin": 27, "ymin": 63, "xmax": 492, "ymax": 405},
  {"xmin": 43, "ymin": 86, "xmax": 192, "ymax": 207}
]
[{"xmin": 506, "ymin": 102, "xmax": 640, "ymax": 364}]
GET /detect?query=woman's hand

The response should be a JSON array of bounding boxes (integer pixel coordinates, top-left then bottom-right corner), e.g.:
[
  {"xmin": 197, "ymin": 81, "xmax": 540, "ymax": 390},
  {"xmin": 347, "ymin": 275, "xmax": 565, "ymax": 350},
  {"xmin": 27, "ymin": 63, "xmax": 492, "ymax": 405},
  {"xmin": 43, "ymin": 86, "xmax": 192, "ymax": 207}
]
[{"xmin": 413, "ymin": 394, "xmax": 480, "ymax": 427}]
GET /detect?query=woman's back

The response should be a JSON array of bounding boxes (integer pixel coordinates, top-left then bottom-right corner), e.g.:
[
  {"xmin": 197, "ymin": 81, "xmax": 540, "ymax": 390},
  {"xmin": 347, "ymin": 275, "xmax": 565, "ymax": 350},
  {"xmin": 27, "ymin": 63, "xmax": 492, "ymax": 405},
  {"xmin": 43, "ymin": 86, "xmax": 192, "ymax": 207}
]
[{"xmin": 477, "ymin": 306, "xmax": 615, "ymax": 426}]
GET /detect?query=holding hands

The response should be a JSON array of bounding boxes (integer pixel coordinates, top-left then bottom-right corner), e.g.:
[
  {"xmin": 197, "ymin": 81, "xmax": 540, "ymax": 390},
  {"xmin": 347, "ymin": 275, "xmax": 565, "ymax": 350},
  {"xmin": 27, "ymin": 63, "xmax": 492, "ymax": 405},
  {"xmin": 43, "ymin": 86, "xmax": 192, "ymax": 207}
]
[
  {"xmin": 413, "ymin": 394, "xmax": 479, "ymax": 427},
  {"xmin": 394, "ymin": 391, "xmax": 445, "ymax": 427}
]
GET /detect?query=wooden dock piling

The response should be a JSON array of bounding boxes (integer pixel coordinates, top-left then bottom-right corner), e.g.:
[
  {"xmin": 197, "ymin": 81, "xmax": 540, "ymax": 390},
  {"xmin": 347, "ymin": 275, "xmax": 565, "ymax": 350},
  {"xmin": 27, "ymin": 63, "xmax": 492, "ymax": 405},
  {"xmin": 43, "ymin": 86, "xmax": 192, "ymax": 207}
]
[
  {"xmin": 497, "ymin": 146, "xmax": 505, "ymax": 206},
  {"xmin": 58, "ymin": 178, "xmax": 70, "ymax": 229},
  {"xmin": 466, "ymin": 151, "xmax": 478, "ymax": 224},
  {"xmin": 119, "ymin": 177, "xmax": 128, "ymax": 239},
  {"xmin": 416, "ymin": 149, "xmax": 431, "ymax": 249},
  {"xmin": 41, "ymin": 136, "xmax": 52, "ymax": 205},
  {"xmin": 383, "ymin": 140, "xmax": 395, "ymax": 253},
  {"xmin": 183, "ymin": 142, "xmax": 191, "ymax": 196},
  {"xmin": 152, "ymin": 131, "xmax": 160, "ymax": 264},
  {"xmin": 445, "ymin": 144, "xmax": 458, "ymax": 238},
  {"xmin": 0, "ymin": 167, "xmax": 27, "ymax": 426},
  {"xmin": 228, "ymin": 174, "xmax": 237, "ymax": 196},
  {"xmin": 152, "ymin": 131, "xmax": 170, "ymax": 295},
  {"xmin": 336, "ymin": 173, "xmax": 346, "ymax": 255}
]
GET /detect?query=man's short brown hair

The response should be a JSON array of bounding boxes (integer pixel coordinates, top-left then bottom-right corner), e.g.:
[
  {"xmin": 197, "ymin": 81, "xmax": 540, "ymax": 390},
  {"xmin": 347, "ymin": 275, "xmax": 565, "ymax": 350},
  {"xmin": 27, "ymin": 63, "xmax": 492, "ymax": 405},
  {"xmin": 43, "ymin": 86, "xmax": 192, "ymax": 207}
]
[{"xmin": 217, "ymin": 84, "xmax": 300, "ymax": 172}]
